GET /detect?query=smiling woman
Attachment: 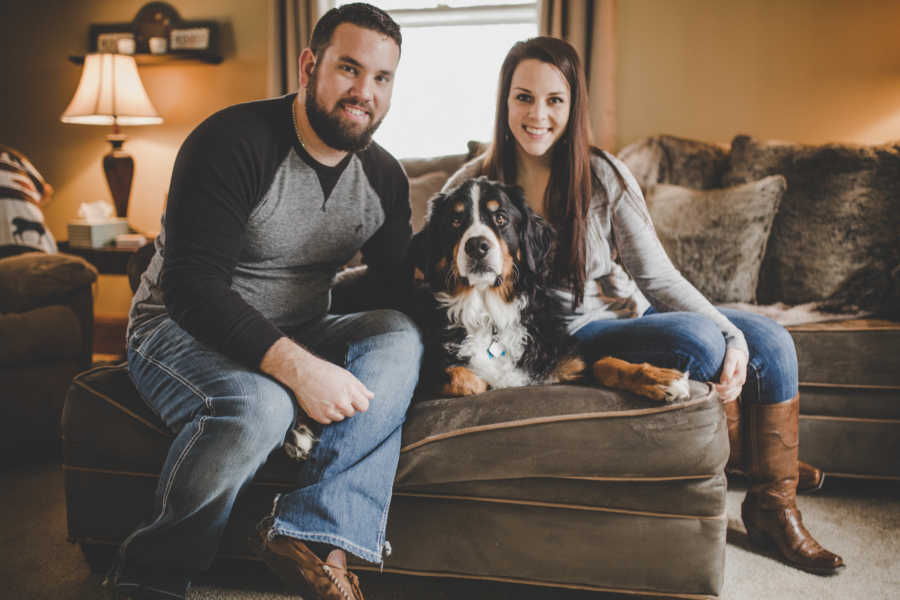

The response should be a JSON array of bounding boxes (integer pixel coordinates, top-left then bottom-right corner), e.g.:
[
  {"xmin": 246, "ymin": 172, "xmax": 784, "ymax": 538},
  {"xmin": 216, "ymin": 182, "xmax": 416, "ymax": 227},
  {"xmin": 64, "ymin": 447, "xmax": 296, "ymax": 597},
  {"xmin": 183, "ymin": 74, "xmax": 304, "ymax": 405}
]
[{"xmin": 336, "ymin": 0, "xmax": 537, "ymax": 158}]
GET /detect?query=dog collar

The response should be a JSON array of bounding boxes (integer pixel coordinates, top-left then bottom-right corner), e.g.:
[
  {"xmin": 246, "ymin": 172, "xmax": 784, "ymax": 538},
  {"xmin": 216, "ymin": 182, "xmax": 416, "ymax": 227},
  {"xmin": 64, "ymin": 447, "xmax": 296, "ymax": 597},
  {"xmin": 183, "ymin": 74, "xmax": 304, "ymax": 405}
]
[{"xmin": 487, "ymin": 340, "xmax": 506, "ymax": 358}]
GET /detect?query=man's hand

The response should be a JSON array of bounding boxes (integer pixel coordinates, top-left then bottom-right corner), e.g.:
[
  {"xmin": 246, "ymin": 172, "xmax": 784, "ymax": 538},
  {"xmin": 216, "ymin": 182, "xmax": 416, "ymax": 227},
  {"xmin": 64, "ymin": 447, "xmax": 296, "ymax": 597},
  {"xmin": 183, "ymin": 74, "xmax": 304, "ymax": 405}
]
[
  {"xmin": 260, "ymin": 337, "xmax": 373, "ymax": 424},
  {"xmin": 715, "ymin": 347, "xmax": 748, "ymax": 403}
]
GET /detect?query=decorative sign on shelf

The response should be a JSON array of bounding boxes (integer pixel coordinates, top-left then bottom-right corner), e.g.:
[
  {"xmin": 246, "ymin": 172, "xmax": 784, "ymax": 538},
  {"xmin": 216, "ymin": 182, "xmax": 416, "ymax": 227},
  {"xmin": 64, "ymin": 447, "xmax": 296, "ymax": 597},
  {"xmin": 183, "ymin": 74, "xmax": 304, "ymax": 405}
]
[{"xmin": 86, "ymin": 2, "xmax": 221, "ymax": 63}]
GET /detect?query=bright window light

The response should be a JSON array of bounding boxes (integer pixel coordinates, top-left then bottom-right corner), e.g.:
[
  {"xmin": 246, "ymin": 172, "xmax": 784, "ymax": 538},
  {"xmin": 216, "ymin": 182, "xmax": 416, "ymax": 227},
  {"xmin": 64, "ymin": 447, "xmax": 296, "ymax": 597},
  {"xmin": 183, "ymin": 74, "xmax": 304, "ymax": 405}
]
[{"xmin": 335, "ymin": 1, "xmax": 537, "ymax": 158}]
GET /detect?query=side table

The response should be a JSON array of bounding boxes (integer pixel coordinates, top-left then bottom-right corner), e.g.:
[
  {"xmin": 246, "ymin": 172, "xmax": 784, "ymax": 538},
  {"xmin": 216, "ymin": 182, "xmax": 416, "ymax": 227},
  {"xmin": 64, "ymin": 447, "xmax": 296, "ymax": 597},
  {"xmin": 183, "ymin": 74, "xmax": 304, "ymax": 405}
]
[
  {"xmin": 58, "ymin": 240, "xmax": 145, "ymax": 358},
  {"xmin": 57, "ymin": 241, "xmax": 139, "ymax": 275}
]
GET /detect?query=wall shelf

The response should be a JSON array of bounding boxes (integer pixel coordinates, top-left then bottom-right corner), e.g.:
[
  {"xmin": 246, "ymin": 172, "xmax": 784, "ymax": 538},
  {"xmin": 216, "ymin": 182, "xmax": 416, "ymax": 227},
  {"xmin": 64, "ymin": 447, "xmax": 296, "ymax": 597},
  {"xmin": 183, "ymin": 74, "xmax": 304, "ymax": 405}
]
[
  {"xmin": 68, "ymin": 51, "xmax": 222, "ymax": 66},
  {"xmin": 73, "ymin": 2, "xmax": 222, "ymax": 66}
]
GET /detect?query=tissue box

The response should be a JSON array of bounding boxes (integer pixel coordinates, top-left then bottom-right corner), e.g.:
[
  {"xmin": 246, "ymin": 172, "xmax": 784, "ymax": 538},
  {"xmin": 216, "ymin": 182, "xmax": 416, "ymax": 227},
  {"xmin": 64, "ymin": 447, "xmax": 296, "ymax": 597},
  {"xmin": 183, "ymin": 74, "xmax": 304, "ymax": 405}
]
[{"xmin": 67, "ymin": 219, "xmax": 130, "ymax": 248}]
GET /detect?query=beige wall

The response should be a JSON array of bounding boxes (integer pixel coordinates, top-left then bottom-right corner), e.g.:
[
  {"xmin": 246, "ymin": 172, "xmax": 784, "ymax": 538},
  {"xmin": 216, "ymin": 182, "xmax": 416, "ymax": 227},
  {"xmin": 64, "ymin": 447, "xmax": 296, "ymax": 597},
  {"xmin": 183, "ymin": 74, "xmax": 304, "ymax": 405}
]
[
  {"xmin": 616, "ymin": 0, "xmax": 900, "ymax": 149},
  {"xmin": 1, "ymin": 0, "xmax": 275, "ymax": 314}
]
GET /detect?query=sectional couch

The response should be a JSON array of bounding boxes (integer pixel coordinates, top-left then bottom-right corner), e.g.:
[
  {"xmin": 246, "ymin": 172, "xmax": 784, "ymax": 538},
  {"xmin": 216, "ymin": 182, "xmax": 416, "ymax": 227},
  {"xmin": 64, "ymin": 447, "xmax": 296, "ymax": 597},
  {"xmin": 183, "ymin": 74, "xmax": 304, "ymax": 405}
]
[{"xmin": 60, "ymin": 135, "xmax": 899, "ymax": 600}]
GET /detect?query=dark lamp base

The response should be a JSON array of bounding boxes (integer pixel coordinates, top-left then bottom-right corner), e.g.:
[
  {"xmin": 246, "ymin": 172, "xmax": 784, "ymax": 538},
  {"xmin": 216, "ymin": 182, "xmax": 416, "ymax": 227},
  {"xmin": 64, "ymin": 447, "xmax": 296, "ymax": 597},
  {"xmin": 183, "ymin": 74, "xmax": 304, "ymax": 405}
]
[{"xmin": 103, "ymin": 134, "xmax": 134, "ymax": 219}]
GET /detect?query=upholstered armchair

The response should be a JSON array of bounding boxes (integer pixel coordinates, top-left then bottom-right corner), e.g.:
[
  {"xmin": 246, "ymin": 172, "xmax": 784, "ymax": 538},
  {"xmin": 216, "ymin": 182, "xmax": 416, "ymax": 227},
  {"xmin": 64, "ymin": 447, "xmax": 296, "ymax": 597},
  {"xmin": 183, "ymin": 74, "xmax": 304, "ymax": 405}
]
[{"xmin": 0, "ymin": 250, "xmax": 97, "ymax": 463}]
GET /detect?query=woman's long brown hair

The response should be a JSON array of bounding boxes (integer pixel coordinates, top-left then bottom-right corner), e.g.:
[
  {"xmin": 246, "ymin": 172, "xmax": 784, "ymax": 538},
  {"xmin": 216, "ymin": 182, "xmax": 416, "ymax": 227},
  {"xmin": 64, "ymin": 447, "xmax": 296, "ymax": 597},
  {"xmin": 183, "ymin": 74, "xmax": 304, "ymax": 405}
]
[{"xmin": 483, "ymin": 36, "xmax": 598, "ymax": 308}]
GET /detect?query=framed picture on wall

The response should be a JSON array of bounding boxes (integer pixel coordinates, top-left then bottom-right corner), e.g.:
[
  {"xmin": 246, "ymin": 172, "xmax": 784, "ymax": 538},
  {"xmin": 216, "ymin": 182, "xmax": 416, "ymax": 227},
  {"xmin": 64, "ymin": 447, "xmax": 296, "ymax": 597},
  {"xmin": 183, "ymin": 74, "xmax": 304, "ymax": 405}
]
[{"xmin": 170, "ymin": 26, "xmax": 212, "ymax": 51}]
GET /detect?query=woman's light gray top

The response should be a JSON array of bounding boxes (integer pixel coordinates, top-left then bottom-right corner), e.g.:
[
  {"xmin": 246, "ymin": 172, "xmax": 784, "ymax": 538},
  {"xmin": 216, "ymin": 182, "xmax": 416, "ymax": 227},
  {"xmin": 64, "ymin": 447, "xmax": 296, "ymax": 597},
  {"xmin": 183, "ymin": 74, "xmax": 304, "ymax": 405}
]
[{"xmin": 442, "ymin": 151, "xmax": 748, "ymax": 355}]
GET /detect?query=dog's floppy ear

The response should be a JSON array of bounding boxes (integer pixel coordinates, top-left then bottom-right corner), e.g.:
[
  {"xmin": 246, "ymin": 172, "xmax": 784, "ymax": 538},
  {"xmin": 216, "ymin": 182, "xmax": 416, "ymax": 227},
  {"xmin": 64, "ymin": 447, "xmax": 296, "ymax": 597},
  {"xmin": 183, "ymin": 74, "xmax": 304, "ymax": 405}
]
[
  {"xmin": 410, "ymin": 192, "xmax": 449, "ymax": 283},
  {"xmin": 409, "ymin": 227, "xmax": 429, "ymax": 281},
  {"xmin": 506, "ymin": 184, "xmax": 556, "ymax": 278}
]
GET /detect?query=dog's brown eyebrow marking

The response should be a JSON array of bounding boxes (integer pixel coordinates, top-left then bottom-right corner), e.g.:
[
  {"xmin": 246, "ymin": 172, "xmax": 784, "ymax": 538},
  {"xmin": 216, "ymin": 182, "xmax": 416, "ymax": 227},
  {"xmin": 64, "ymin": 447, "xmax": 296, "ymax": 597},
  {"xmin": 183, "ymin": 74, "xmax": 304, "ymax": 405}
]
[
  {"xmin": 486, "ymin": 200, "xmax": 500, "ymax": 212},
  {"xmin": 453, "ymin": 202, "xmax": 466, "ymax": 213}
]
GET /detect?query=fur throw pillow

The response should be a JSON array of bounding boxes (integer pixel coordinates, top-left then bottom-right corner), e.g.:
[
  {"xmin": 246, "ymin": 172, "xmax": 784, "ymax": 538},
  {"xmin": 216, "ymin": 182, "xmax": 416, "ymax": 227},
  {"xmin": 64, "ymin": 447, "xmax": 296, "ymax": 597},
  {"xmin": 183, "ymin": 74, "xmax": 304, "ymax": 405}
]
[
  {"xmin": 617, "ymin": 135, "xmax": 729, "ymax": 192},
  {"xmin": 645, "ymin": 176, "xmax": 785, "ymax": 303},
  {"xmin": 723, "ymin": 135, "xmax": 900, "ymax": 315}
]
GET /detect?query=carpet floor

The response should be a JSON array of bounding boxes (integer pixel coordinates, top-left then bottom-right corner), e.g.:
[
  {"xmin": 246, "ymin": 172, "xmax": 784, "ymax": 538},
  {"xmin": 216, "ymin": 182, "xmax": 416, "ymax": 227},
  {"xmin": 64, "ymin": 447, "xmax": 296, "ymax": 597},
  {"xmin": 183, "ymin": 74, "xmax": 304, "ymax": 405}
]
[{"xmin": 2, "ymin": 461, "xmax": 898, "ymax": 599}]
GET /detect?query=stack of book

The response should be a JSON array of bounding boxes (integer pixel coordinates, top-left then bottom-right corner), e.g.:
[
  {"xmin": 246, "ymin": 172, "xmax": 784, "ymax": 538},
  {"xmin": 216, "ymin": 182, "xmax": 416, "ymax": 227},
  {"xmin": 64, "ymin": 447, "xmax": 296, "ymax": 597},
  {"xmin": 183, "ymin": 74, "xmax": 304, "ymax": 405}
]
[{"xmin": 115, "ymin": 233, "xmax": 148, "ymax": 248}]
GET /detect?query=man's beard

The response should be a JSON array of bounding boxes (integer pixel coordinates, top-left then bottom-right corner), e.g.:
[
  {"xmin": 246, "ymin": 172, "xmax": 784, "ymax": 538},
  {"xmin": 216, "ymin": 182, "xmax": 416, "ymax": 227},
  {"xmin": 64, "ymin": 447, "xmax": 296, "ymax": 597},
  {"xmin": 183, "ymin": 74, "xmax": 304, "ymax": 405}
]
[{"xmin": 305, "ymin": 69, "xmax": 384, "ymax": 152}]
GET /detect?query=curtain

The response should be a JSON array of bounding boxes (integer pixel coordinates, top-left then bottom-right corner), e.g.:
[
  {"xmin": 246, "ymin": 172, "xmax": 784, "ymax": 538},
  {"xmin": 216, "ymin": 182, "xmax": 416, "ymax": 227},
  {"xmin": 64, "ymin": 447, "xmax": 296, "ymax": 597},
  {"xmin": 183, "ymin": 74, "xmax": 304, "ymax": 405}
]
[
  {"xmin": 270, "ymin": 0, "xmax": 330, "ymax": 96},
  {"xmin": 539, "ymin": 0, "xmax": 617, "ymax": 150}
]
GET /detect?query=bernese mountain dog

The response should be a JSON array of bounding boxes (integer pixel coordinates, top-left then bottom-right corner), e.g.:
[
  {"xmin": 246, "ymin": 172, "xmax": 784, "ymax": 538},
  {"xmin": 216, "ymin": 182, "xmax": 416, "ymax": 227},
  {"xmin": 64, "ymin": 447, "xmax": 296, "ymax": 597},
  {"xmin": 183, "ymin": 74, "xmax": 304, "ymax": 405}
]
[{"xmin": 411, "ymin": 176, "xmax": 690, "ymax": 402}]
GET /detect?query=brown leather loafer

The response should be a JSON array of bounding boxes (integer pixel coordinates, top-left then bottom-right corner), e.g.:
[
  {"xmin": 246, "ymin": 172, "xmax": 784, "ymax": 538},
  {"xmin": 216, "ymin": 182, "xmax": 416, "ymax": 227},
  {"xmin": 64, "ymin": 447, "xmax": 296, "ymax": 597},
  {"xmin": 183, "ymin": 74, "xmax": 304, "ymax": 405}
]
[{"xmin": 252, "ymin": 529, "xmax": 365, "ymax": 600}]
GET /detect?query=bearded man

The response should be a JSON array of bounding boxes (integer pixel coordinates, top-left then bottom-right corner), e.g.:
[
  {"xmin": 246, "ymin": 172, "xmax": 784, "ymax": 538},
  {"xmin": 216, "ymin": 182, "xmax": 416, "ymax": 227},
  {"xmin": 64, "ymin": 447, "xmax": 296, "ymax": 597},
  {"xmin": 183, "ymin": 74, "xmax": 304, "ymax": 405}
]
[{"xmin": 109, "ymin": 4, "xmax": 420, "ymax": 599}]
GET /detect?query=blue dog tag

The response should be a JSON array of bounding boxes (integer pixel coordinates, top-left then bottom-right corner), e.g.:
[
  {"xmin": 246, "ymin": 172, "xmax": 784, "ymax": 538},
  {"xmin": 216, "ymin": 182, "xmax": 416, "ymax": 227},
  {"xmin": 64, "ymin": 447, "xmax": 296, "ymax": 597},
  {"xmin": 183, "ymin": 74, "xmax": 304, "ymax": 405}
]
[{"xmin": 487, "ymin": 341, "xmax": 506, "ymax": 358}]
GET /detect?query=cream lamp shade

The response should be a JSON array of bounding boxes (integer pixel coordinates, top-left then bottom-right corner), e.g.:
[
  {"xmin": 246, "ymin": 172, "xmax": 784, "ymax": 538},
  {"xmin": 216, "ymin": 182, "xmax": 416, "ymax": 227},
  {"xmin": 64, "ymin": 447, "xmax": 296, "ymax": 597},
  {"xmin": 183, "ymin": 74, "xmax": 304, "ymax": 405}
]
[
  {"xmin": 61, "ymin": 53, "xmax": 162, "ymax": 220},
  {"xmin": 61, "ymin": 53, "xmax": 162, "ymax": 126}
]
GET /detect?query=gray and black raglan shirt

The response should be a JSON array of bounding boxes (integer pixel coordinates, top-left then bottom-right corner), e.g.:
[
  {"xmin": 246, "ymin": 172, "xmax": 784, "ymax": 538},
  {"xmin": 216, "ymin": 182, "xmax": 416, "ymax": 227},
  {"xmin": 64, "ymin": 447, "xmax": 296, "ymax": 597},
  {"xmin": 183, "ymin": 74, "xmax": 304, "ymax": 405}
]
[{"xmin": 128, "ymin": 94, "xmax": 412, "ymax": 369}]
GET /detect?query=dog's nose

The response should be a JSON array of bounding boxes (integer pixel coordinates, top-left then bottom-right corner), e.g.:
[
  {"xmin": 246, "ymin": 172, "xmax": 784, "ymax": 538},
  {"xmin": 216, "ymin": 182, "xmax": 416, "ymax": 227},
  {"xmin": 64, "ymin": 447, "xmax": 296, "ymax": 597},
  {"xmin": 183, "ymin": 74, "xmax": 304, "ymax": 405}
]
[{"xmin": 465, "ymin": 236, "xmax": 491, "ymax": 259}]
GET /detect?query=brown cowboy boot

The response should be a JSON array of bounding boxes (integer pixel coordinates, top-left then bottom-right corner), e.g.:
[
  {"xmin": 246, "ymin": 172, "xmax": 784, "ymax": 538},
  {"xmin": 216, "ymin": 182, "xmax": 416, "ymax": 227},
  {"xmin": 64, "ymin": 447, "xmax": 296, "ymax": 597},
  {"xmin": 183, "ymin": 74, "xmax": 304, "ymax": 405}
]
[
  {"xmin": 740, "ymin": 396, "xmax": 844, "ymax": 574},
  {"xmin": 723, "ymin": 395, "xmax": 824, "ymax": 492}
]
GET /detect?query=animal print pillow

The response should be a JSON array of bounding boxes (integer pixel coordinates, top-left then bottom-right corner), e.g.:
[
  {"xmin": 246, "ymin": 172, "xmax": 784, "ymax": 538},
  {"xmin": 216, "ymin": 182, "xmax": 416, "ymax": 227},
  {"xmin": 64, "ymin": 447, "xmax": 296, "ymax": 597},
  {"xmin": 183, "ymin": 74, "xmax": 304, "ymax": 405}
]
[
  {"xmin": 0, "ymin": 145, "xmax": 57, "ymax": 256},
  {"xmin": 645, "ymin": 176, "xmax": 785, "ymax": 303},
  {"xmin": 723, "ymin": 134, "xmax": 900, "ymax": 312}
]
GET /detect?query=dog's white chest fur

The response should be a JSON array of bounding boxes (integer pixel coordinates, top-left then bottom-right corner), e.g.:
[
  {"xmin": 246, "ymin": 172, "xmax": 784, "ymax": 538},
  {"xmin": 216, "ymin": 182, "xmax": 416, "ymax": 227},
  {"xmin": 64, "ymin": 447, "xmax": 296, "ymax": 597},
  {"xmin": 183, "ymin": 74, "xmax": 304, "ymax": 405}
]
[{"xmin": 437, "ymin": 288, "xmax": 533, "ymax": 388}]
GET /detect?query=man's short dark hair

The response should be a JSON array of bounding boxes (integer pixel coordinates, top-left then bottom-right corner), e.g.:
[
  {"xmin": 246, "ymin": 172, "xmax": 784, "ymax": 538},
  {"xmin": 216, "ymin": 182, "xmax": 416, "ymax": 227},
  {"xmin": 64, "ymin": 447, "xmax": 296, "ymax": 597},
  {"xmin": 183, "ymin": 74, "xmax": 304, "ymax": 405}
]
[{"xmin": 310, "ymin": 3, "xmax": 402, "ymax": 59}]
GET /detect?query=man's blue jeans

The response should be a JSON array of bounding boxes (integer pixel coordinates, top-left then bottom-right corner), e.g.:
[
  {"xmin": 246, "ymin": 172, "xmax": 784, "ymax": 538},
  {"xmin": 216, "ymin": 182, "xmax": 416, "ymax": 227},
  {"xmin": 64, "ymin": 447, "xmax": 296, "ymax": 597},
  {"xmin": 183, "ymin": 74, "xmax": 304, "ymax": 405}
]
[
  {"xmin": 573, "ymin": 308, "xmax": 798, "ymax": 405},
  {"xmin": 120, "ymin": 309, "xmax": 423, "ymax": 579}
]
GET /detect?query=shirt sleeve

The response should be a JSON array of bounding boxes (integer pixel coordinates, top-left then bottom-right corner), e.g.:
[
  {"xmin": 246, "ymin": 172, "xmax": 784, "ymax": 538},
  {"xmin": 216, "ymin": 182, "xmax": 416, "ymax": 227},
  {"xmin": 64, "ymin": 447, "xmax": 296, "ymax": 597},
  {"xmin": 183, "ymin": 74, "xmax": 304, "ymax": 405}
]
[
  {"xmin": 606, "ymin": 159, "xmax": 749, "ymax": 355},
  {"xmin": 160, "ymin": 107, "xmax": 287, "ymax": 369}
]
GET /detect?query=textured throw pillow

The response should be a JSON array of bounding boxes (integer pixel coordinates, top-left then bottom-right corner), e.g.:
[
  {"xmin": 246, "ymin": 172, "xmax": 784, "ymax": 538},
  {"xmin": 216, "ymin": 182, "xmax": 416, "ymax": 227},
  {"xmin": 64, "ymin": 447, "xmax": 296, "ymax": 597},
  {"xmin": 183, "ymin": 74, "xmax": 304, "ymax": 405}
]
[
  {"xmin": 645, "ymin": 175, "xmax": 786, "ymax": 303},
  {"xmin": 723, "ymin": 134, "xmax": 900, "ymax": 310},
  {"xmin": 617, "ymin": 135, "xmax": 729, "ymax": 192}
]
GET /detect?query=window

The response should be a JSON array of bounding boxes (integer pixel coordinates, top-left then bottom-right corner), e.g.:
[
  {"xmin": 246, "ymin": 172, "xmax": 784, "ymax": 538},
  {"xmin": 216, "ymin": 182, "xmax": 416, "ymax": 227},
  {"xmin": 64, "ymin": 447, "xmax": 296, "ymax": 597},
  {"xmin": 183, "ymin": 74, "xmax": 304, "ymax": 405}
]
[{"xmin": 334, "ymin": 1, "xmax": 537, "ymax": 158}]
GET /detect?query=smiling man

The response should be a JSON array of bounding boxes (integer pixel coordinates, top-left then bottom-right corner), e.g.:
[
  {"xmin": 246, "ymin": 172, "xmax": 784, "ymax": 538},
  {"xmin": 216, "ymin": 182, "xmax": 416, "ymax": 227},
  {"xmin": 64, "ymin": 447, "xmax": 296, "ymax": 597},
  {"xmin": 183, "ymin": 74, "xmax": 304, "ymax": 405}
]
[{"xmin": 112, "ymin": 5, "xmax": 420, "ymax": 600}]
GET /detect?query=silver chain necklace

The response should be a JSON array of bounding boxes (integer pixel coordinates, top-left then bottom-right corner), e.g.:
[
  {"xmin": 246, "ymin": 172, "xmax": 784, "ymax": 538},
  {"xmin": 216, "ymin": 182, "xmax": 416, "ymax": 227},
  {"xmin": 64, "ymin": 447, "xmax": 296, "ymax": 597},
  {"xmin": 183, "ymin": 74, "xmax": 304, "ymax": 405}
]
[{"xmin": 290, "ymin": 99, "xmax": 309, "ymax": 152}]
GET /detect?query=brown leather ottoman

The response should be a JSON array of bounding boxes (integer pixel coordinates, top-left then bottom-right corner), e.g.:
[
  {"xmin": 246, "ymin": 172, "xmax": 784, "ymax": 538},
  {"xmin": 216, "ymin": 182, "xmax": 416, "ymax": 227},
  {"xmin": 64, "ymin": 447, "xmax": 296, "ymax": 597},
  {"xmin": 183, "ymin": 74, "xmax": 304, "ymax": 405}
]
[
  {"xmin": 789, "ymin": 319, "xmax": 900, "ymax": 479},
  {"xmin": 62, "ymin": 363, "xmax": 728, "ymax": 599}
]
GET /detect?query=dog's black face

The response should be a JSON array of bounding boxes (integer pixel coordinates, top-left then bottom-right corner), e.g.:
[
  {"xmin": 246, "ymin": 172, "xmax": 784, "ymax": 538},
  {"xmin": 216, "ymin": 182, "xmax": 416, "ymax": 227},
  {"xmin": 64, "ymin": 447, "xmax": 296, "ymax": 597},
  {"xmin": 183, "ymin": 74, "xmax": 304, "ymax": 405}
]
[{"xmin": 412, "ymin": 176, "xmax": 555, "ymax": 295}]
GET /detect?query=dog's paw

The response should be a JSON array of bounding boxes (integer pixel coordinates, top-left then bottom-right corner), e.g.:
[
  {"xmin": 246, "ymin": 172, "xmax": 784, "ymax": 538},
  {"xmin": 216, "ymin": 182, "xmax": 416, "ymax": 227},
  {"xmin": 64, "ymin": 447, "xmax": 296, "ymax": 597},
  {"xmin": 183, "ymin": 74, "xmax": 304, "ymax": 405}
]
[
  {"xmin": 651, "ymin": 369, "xmax": 690, "ymax": 403},
  {"xmin": 593, "ymin": 357, "xmax": 690, "ymax": 403},
  {"xmin": 284, "ymin": 424, "xmax": 317, "ymax": 461},
  {"xmin": 442, "ymin": 366, "xmax": 489, "ymax": 396},
  {"xmin": 633, "ymin": 364, "xmax": 690, "ymax": 403}
]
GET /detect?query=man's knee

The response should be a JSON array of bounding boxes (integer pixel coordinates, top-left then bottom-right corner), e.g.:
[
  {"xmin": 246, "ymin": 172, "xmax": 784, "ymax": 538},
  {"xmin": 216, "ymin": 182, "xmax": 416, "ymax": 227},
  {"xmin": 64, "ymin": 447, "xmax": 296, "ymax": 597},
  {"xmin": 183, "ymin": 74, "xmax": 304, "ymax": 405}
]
[
  {"xmin": 219, "ymin": 375, "xmax": 295, "ymax": 451},
  {"xmin": 356, "ymin": 309, "xmax": 424, "ymax": 361}
]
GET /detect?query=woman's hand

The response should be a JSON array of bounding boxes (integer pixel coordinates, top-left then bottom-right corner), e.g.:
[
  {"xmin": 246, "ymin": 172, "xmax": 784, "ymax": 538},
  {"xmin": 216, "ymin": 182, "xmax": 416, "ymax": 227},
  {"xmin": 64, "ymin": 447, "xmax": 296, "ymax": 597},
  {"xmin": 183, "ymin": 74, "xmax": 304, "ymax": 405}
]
[{"xmin": 715, "ymin": 347, "xmax": 748, "ymax": 403}]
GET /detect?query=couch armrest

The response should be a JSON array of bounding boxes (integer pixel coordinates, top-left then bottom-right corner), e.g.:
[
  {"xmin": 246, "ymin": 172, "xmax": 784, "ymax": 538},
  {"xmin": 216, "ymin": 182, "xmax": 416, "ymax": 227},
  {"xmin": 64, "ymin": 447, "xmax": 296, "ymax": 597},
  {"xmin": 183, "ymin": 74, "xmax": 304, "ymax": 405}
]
[
  {"xmin": 0, "ymin": 252, "xmax": 97, "ymax": 313},
  {"xmin": 0, "ymin": 253, "xmax": 96, "ymax": 368}
]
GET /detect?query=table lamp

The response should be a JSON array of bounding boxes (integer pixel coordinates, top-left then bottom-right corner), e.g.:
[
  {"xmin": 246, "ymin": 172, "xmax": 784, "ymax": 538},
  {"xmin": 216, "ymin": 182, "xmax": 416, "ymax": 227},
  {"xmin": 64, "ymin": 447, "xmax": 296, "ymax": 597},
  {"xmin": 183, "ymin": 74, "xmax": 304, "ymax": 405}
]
[{"xmin": 61, "ymin": 53, "xmax": 162, "ymax": 220}]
